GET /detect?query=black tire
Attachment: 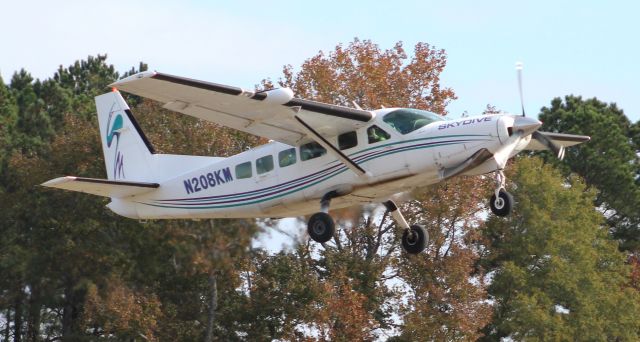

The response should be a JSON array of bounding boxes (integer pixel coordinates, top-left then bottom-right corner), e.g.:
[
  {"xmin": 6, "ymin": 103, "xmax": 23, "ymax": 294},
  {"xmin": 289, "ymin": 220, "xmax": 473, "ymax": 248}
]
[
  {"xmin": 402, "ymin": 225, "xmax": 428, "ymax": 254},
  {"xmin": 490, "ymin": 189, "xmax": 513, "ymax": 217},
  {"xmin": 307, "ymin": 212, "xmax": 335, "ymax": 243}
]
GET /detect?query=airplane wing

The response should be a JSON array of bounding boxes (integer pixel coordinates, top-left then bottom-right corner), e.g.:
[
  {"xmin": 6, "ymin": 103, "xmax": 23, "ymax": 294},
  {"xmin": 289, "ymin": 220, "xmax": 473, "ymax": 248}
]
[
  {"xmin": 42, "ymin": 176, "xmax": 159, "ymax": 198},
  {"xmin": 525, "ymin": 131, "xmax": 591, "ymax": 150},
  {"xmin": 110, "ymin": 71, "xmax": 374, "ymax": 145}
]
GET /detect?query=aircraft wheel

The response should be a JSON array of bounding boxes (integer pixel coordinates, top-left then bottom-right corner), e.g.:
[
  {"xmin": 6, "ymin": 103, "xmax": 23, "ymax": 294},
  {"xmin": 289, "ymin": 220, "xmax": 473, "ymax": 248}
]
[
  {"xmin": 307, "ymin": 212, "xmax": 335, "ymax": 243},
  {"xmin": 490, "ymin": 189, "xmax": 513, "ymax": 217},
  {"xmin": 402, "ymin": 224, "xmax": 428, "ymax": 254}
]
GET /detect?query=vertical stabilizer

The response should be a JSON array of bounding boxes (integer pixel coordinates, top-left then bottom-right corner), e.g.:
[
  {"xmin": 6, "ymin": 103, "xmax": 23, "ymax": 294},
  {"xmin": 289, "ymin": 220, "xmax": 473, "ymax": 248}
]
[{"xmin": 95, "ymin": 90, "xmax": 155, "ymax": 181}]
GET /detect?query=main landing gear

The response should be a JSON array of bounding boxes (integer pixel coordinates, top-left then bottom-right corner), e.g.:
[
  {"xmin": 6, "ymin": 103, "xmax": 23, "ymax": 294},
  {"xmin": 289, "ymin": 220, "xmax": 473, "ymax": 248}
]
[
  {"xmin": 306, "ymin": 192, "xmax": 428, "ymax": 254},
  {"xmin": 307, "ymin": 192, "xmax": 337, "ymax": 243},
  {"xmin": 383, "ymin": 200, "xmax": 428, "ymax": 254},
  {"xmin": 489, "ymin": 170, "xmax": 513, "ymax": 217}
]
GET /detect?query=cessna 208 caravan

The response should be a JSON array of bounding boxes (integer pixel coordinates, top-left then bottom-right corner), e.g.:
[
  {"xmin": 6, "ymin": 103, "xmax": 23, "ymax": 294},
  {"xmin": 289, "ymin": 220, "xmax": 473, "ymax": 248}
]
[{"xmin": 42, "ymin": 69, "xmax": 589, "ymax": 254}]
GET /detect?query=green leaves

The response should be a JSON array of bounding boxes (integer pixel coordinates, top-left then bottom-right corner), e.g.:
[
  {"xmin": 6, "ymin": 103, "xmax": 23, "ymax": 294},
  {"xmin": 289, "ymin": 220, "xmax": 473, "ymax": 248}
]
[
  {"xmin": 540, "ymin": 95, "xmax": 640, "ymax": 251},
  {"xmin": 481, "ymin": 157, "xmax": 640, "ymax": 340},
  {"xmin": 2, "ymin": 45, "xmax": 639, "ymax": 341}
]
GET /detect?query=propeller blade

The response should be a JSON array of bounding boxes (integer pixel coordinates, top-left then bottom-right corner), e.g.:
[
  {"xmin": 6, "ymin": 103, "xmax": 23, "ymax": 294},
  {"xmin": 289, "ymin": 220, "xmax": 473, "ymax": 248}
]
[
  {"xmin": 516, "ymin": 62, "xmax": 525, "ymax": 117},
  {"xmin": 532, "ymin": 131, "xmax": 565, "ymax": 160}
]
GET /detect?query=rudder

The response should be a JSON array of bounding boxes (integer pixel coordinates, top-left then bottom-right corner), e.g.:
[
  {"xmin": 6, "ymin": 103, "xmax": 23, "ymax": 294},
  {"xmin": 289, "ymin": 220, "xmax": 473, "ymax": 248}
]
[{"xmin": 95, "ymin": 90, "xmax": 155, "ymax": 181}]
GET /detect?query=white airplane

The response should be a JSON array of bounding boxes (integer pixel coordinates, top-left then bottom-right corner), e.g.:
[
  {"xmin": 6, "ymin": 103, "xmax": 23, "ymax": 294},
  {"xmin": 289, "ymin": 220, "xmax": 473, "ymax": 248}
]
[{"xmin": 42, "ymin": 69, "xmax": 589, "ymax": 254}]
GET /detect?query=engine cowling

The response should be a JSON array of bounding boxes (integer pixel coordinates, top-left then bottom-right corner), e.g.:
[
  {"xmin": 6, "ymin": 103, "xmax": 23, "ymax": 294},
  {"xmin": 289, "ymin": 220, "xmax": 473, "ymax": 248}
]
[
  {"xmin": 496, "ymin": 115, "xmax": 515, "ymax": 143},
  {"xmin": 255, "ymin": 88, "xmax": 294, "ymax": 105}
]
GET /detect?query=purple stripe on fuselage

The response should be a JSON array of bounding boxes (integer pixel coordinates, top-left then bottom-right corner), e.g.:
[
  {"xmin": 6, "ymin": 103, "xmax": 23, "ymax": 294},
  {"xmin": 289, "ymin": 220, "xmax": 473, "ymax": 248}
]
[{"xmin": 154, "ymin": 138, "xmax": 487, "ymax": 205}]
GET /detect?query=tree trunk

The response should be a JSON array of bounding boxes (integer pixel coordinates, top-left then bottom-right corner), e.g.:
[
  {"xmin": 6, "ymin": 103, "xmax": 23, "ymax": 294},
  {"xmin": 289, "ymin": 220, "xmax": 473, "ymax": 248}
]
[
  {"xmin": 5, "ymin": 308, "xmax": 11, "ymax": 341},
  {"xmin": 62, "ymin": 284, "xmax": 73, "ymax": 338},
  {"xmin": 61, "ymin": 278, "xmax": 81, "ymax": 339},
  {"xmin": 14, "ymin": 289, "xmax": 23, "ymax": 342},
  {"xmin": 204, "ymin": 272, "xmax": 218, "ymax": 342},
  {"xmin": 26, "ymin": 284, "xmax": 41, "ymax": 342}
]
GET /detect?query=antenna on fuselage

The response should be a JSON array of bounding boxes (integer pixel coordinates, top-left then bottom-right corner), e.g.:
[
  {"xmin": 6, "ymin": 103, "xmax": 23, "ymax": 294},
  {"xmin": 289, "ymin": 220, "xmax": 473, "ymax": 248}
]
[{"xmin": 516, "ymin": 62, "xmax": 525, "ymax": 117}]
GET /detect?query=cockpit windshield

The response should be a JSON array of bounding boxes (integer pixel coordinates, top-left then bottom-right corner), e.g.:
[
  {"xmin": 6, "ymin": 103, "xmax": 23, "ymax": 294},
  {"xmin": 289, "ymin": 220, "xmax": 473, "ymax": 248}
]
[{"xmin": 382, "ymin": 108, "xmax": 446, "ymax": 134}]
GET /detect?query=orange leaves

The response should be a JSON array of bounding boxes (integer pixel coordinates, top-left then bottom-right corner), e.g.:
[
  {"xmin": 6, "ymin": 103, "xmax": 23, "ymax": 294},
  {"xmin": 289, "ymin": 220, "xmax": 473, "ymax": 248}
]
[
  {"xmin": 629, "ymin": 254, "xmax": 640, "ymax": 290},
  {"xmin": 394, "ymin": 177, "xmax": 494, "ymax": 339},
  {"xmin": 84, "ymin": 278, "xmax": 162, "ymax": 341},
  {"xmin": 266, "ymin": 39, "xmax": 491, "ymax": 338},
  {"xmin": 316, "ymin": 270, "xmax": 379, "ymax": 341},
  {"xmin": 274, "ymin": 38, "xmax": 456, "ymax": 114}
]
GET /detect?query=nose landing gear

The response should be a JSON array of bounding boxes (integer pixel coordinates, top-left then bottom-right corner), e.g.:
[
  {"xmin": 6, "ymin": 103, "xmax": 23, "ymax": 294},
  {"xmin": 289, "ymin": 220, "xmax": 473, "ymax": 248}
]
[{"xmin": 489, "ymin": 170, "xmax": 513, "ymax": 217}]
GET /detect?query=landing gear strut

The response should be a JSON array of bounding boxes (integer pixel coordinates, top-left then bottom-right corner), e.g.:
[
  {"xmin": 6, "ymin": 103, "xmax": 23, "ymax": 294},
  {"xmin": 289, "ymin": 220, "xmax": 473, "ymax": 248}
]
[
  {"xmin": 490, "ymin": 170, "xmax": 513, "ymax": 217},
  {"xmin": 307, "ymin": 191, "xmax": 338, "ymax": 243},
  {"xmin": 384, "ymin": 200, "xmax": 428, "ymax": 254},
  {"xmin": 306, "ymin": 194, "xmax": 429, "ymax": 254}
]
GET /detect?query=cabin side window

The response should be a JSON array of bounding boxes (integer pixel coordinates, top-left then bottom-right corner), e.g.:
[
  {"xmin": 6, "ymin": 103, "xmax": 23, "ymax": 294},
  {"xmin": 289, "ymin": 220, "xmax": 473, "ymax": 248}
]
[
  {"xmin": 367, "ymin": 125, "xmax": 390, "ymax": 144},
  {"xmin": 278, "ymin": 148, "xmax": 297, "ymax": 167},
  {"xmin": 338, "ymin": 131, "xmax": 358, "ymax": 150},
  {"xmin": 300, "ymin": 141, "xmax": 327, "ymax": 161},
  {"xmin": 235, "ymin": 161, "xmax": 252, "ymax": 179},
  {"xmin": 256, "ymin": 155, "xmax": 274, "ymax": 174}
]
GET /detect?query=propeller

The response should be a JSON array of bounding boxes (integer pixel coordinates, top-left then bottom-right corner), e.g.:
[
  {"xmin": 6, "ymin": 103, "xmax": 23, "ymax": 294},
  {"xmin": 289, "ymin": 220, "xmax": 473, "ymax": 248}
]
[
  {"xmin": 516, "ymin": 62, "xmax": 525, "ymax": 117},
  {"xmin": 514, "ymin": 62, "xmax": 565, "ymax": 160}
]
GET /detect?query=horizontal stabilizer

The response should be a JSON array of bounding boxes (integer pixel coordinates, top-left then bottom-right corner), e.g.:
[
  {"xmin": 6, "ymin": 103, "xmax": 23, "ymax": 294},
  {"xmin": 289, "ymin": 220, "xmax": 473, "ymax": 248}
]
[
  {"xmin": 525, "ymin": 131, "xmax": 590, "ymax": 150},
  {"xmin": 41, "ymin": 176, "xmax": 159, "ymax": 198}
]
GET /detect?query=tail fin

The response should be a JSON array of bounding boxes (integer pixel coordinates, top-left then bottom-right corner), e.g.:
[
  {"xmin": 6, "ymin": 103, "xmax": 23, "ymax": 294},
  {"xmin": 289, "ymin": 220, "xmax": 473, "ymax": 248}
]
[{"xmin": 95, "ymin": 90, "xmax": 156, "ymax": 181}]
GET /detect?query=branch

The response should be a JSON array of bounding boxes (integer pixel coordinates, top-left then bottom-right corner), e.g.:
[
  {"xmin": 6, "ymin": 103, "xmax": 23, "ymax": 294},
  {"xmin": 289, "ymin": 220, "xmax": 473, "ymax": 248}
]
[
  {"xmin": 443, "ymin": 214, "xmax": 459, "ymax": 258},
  {"xmin": 381, "ymin": 272, "xmax": 399, "ymax": 281},
  {"xmin": 373, "ymin": 211, "xmax": 389, "ymax": 256}
]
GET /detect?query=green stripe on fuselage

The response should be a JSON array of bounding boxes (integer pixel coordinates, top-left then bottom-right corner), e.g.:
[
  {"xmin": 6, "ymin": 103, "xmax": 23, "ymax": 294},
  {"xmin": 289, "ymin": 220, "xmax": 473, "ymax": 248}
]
[
  {"xmin": 154, "ymin": 134, "xmax": 490, "ymax": 203},
  {"xmin": 143, "ymin": 138, "xmax": 488, "ymax": 209}
]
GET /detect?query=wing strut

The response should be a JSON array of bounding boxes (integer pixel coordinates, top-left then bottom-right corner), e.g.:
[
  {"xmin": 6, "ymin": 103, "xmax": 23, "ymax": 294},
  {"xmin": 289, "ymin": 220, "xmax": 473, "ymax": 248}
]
[{"xmin": 293, "ymin": 113, "xmax": 369, "ymax": 178}]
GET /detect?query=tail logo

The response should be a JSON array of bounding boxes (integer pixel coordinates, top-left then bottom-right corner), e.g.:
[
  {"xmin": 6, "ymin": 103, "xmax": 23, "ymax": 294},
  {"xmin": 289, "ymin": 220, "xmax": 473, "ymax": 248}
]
[{"xmin": 106, "ymin": 103, "xmax": 125, "ymax": 179}]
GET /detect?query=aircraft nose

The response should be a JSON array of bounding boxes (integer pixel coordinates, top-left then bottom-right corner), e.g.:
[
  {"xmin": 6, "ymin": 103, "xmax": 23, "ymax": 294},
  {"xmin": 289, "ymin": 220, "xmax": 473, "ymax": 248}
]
[{"xmin": 513, "ymin": 116, "xmax": 542, "ymax": 136}]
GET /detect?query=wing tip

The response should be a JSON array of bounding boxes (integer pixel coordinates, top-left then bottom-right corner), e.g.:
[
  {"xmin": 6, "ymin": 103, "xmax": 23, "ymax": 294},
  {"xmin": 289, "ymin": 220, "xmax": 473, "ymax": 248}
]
[
  {"xmin": 41, "ymin": 176, "xmax": 78, "ymax": 188},
  {"xmin": 110, "ymin": 71, "xmax": 157, "ymax": 87}
]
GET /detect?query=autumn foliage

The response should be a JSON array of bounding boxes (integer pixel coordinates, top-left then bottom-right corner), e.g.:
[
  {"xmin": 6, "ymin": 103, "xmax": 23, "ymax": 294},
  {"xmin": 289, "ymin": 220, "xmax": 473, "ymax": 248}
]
[
  {"xmin": 267, "ymin": 38, "xmax": 456, "ymax": 114},
  {"xmin": 1, "ymin": 41, "xmax": 640, "ymax": 341}
]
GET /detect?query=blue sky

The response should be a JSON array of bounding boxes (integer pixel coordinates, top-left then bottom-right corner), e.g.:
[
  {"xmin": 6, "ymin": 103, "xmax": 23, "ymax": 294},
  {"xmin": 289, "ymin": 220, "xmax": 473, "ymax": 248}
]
[{"xmin": 2, "ymin": 0, "xmax": 639, "ymax": 121}]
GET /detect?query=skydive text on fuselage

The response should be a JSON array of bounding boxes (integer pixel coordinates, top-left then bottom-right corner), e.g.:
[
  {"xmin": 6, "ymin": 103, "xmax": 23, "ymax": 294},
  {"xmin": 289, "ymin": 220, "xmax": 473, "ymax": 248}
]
[
  {"xmin": 438, "ymin": 117, "xmax": 492, "ymax": 130},
  {"xmin": 184, "ymin": 167, "xmax": 233, "ymax": 194}
]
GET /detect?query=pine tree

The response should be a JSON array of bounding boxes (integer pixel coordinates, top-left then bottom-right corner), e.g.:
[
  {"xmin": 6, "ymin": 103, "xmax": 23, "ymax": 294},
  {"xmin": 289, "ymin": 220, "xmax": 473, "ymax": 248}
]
[
  {"xmin": 539, "ymin": 96, "xmax": 640, "ymax": 252},
  {"xmin": 480, "ymin": 157, "xmax": 640, "ymax": 340}
]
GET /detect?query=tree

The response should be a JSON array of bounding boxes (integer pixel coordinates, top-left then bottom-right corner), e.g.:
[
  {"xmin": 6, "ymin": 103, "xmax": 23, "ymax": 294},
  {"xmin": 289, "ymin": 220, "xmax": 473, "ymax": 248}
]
[
  {"xmin": 395, "ymin": 176, "xmax": 494, "ymax": 341},
  {"xmin": 480, "ymin": 157, "xmax": 640, "ymax": 340},
  {"xmin": 0, "ymin": 55, "xmax": 265, "ymax": 340},
  {"xmin": 539, "ymin": 96, "xmax": 640, "ymax": 252},
  {"xmin": 0, "ymin": 73, "xmax": 18, "ymax": 172},
  {"xmin": 232, "ymin": 248, "xmax": 325, "ymax": 340},
  {"xmin": 268, "ymin": 38, "xmax": 456, "ymax": 114},
  {"xmin": 259, "ymin": 38, "xmax": 491, "ymax": 339}
]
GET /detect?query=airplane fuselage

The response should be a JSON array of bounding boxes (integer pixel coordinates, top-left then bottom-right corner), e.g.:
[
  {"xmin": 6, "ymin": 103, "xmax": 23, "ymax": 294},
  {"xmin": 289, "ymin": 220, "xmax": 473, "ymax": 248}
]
[{"xmin": 108, "ymin": 110, "xmax": 525, "ymax": 219}]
